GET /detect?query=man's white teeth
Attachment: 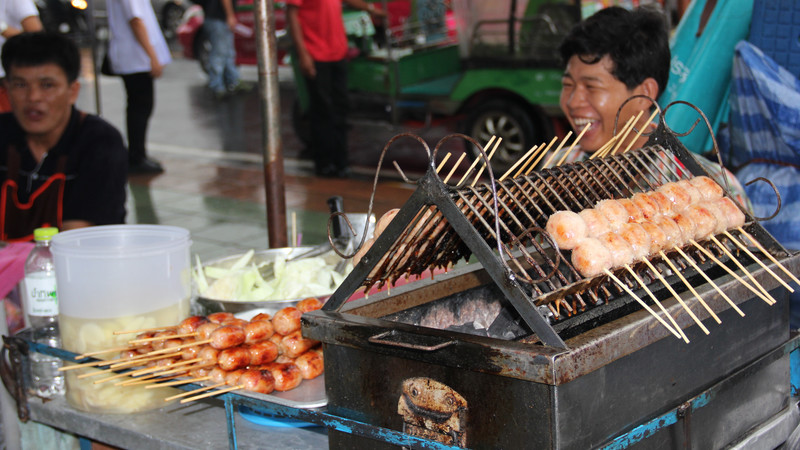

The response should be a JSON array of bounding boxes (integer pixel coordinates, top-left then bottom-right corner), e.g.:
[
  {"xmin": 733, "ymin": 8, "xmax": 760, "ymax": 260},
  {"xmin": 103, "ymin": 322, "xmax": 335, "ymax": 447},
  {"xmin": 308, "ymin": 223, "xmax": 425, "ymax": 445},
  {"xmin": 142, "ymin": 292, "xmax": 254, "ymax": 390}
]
[{"xmin": 573, "ymin": 118, "xmax": 595, "ymax": 127}]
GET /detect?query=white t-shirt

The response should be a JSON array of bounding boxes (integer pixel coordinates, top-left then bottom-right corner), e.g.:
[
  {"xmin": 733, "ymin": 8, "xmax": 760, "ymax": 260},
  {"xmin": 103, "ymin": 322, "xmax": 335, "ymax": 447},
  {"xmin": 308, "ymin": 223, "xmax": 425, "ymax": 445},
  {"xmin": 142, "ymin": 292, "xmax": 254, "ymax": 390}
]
[
  {"xmin": 106, "ymin": 0, "xmax": 171, "ymax": 75},
  {"xmin": 0, "ymin": 0, "xmax": 40, "ymax": 77}
]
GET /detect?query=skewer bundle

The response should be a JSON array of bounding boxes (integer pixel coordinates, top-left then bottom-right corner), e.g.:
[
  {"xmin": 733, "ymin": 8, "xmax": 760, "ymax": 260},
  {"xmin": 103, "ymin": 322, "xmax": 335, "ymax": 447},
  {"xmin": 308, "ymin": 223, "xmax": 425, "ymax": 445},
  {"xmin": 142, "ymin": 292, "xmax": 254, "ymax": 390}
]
[
  {"xmin": 60, "ymin": 299, "xmax": 326, "ymax": 404},
  {"xmin": 545, "ymin": 175, "xmax": 796, "ymax": 341}
]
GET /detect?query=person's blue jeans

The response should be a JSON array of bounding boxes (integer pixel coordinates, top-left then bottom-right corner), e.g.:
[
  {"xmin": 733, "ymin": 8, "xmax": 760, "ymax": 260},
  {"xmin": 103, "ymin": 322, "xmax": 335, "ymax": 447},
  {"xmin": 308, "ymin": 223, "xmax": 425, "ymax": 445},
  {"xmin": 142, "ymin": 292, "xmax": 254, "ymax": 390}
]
[{"xmin": 204, "ymin": 18, "xmax": 239, "ymax": 93}]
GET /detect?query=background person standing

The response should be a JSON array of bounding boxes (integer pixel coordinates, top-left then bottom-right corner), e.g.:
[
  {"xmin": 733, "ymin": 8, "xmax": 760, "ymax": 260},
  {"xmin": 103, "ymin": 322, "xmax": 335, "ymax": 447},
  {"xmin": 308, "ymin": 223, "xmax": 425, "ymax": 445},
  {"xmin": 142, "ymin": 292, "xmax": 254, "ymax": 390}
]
[
  {"xmin": 0, "ymin": 0, "xmax": 42, "ymax": 112},
  {"xmin": 106, "ymin": 0, "xmax": 171, "ymax": 174},
  {"xmin": 201, "ymin": 0, "xmax": 246, "ymax": 98},
  {"xmin": 286, "ymin": 0, "xmax": 384, "ymax": 178}
]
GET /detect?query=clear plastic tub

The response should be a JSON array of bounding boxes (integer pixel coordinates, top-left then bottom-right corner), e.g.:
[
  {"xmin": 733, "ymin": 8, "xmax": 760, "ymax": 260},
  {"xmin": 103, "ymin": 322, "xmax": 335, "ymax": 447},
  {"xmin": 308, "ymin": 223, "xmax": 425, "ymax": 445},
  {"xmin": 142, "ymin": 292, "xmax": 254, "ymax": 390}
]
[{"xmin": 51, "ymin": 225, "xmax": 192, "ymax": 413}]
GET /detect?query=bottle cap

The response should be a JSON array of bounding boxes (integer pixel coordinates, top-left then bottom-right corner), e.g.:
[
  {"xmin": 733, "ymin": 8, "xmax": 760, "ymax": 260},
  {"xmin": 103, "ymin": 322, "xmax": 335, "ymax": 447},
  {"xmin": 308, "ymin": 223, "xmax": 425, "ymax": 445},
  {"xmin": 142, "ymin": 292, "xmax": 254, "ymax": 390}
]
[{"xmin": 33, "ymin": 227, "xmax": 59, "ymax": 241}]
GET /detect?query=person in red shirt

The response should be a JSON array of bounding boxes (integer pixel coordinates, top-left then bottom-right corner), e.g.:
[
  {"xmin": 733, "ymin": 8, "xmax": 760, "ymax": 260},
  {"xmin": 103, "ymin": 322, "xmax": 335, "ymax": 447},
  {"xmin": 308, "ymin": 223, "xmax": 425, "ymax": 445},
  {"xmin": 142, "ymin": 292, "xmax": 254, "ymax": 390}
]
[{"xmin": 286, "ymin": 0, "xmax": 384, "ymax": 178}]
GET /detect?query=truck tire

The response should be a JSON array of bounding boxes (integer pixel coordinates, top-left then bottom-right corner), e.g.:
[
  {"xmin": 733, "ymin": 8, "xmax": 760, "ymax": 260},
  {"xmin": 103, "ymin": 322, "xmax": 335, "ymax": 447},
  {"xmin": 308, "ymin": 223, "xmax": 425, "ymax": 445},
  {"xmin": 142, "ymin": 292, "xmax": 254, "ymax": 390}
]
[{"xmin": 462, "ymin": 99, "xmax": 549, "ymax": 176}]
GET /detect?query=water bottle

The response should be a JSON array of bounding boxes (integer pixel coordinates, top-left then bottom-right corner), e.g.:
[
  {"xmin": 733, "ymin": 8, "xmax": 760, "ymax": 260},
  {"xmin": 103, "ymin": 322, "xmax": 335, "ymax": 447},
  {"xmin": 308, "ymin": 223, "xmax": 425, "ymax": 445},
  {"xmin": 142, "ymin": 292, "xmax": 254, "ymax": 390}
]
[{"xmin": 23, "ymin": 227, "xmax": 65, "ymax": 398}]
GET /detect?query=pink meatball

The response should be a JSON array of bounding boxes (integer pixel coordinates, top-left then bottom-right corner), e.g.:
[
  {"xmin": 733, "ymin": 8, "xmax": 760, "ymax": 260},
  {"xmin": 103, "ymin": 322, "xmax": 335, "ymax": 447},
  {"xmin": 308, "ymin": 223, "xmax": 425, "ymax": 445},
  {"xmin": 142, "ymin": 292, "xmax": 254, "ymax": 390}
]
[
  {"xmin": 571, "ymin": 237, "xmax": 613, "ymax": 277},
  {"xmin": 598, "ymin": 232, "xmax": 635, "ymax": 267},
  {"xmin": 701, "ymin": 201, "xmax": 728, "ymax": 234},
  {"xmin": 685, "ymin": 204, "xmax": 718, "ymax": 240},
  {"xmin": 640, "ymin": 222, "xmax": 668, "ymax": 255},
  {"xmin": 657, "ymin": 182, "xmax": 692, "ymax": 211},
  {"xmin": 595, "ymin": 199, "xmax": 629, "ymax": 231},
  {"xmin": 618, "ymin": 199, "xmax": 644, "ymax": 223},
  {"xmin": 669, "ymin": 212, "xmax": 696, "ymax": 246},
  {"xmin": 677, "ymin": 179, "xmax": 703, "ymax": 205},
  {"xmin": 578, "ymin": 209, "xmax": 612, "ymax": 238},
  {"xmin": 545, "ymin": 211, "xmax": 587, "ymax": 250},
  {"xmin": 654, "ymin": 215, "xmax": 683, "ymax": 248},
  {"xmin": 647, "ymin": 191, "xmax": 673, "ymax": 216},
  {"xmin": 689, "ymin": 176, "xmax": 724, "ymax": 202},
  {"xmin": 619, "ymin": 223, "xmax": 651, "ymax": 260},
  {"xmin": 717, "ymin": 197, "xmax": 746, "ymax": 229},
  {"xmin": 632, "ymin": 192, "xmax": 659, "ymax": 220}
]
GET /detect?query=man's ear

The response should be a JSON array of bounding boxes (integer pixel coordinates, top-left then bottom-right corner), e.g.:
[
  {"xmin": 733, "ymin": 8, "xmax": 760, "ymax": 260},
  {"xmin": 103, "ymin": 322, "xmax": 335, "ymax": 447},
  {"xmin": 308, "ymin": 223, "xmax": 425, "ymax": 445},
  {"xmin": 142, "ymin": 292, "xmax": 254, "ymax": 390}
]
[
  {"xmin": 69, "ymin": 80, "xmax": 80, "ymax": 104},
  {"xmin": 636, "ymin": 77, "xmax": 660, "ymax": 102}
]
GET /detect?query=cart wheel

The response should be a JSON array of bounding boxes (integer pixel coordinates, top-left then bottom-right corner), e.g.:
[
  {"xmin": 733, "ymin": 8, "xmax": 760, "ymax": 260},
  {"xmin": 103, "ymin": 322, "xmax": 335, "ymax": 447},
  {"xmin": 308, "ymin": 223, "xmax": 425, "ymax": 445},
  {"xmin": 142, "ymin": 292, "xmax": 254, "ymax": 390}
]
[
  {"xmin": 462, "ymin": 99, "xmax": 550, "ymax": 176},
  {"xmin": 195, "ymin": 30, "xmax": 212, "ymax": 75}
]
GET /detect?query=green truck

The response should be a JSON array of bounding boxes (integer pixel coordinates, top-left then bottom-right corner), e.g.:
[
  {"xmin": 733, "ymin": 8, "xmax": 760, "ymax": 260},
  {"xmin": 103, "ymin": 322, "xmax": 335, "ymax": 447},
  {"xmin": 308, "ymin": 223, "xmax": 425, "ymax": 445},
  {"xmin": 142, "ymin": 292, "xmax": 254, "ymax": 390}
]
[{"xmin": 294, "ymin": 0, "xmax": 580, "ymax": 173}]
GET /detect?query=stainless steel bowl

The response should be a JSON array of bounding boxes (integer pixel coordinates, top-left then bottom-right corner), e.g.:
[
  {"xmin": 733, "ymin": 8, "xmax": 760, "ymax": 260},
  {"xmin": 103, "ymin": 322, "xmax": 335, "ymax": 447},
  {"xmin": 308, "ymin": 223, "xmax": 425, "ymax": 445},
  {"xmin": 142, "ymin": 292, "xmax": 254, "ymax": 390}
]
[{"xmin": 194, "ymin": 246, "xmax": 342, "ymax": 316}]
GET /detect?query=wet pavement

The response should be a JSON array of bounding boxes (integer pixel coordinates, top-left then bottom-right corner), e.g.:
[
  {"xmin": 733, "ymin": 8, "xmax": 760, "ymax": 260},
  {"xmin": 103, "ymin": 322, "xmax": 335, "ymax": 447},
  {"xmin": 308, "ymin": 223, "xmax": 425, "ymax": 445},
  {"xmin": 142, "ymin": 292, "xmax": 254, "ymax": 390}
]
[{"xmin": 73, "ymin": 51, "xmax": 468, "ymax": 260}]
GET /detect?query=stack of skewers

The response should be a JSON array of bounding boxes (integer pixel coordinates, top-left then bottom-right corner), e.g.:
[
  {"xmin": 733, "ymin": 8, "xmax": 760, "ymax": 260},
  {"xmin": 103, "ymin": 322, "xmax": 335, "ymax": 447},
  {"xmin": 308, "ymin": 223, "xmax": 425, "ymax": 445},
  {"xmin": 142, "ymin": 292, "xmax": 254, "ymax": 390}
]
[{"xmin": 60, "ymin": 299, "xmax": 325, "ymax": 404}]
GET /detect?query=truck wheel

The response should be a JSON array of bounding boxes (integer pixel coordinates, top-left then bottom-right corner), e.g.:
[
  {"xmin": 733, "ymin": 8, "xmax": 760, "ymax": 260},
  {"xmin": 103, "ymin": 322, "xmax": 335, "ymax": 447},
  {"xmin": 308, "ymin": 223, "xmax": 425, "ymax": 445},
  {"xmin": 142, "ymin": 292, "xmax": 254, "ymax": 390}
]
[
  {"xmin": 195, "ymin": 31, "xmax": 212, "ymax": 74},
  {"xmin": 462, "ymin": 99, "xmax": 548, "ymax": 176}
]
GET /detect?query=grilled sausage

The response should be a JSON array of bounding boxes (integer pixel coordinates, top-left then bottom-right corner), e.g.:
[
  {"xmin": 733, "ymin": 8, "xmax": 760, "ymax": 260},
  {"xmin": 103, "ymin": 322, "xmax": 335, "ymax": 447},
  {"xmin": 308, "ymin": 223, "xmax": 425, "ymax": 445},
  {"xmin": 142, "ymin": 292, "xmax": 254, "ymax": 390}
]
[
  {"xmin": 260, "ymin": 362, "xmax": 302, "ymax": 392},
  {"xmin": 209, "ymin": 325, "xmax": 246, "ymax": 349},
  {"xmin": 294, "ymin": 350, "xmax": 324, "ymax": 380},
  {"xmin": 248, "ymin": 341, "xmax": 279, "ymax": 366},
  {"xmin": 296, "ymin": 298, "xmax": 323, "ymax": 313},
  {"xmin": 272, "ymin": 307, "xmax": 302, "ymax": 336},
  {"xmin": 217, "ymin": 346, "xmax": 250, "ymax": 371},
  {"xmin": 244, "ymin": 319, "xmax": 274, "ymax": 344},
  {"xmin": 207, "ymin": 312, "xmax": 235, "ymax": 324},
  {"xmin": 280, "ymin": 331, "xmax": 318, "ymax": 359},
  {"xmin": 238, "ymin": 369, "xmax": 275, "ymax": 394},
  {"xmin": 177, "ymin": 316, "xmax": 208, "ymax": 335}
]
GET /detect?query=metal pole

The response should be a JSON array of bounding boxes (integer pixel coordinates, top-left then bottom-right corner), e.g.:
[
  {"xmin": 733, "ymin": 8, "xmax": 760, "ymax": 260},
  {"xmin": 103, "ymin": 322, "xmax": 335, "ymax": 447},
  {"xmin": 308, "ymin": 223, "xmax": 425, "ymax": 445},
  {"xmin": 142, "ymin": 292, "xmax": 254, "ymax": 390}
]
[
  {"xmin": 253, "ymin": 0, "xmax": 288, "ymax": 248},
  {"xmin": 89, "ymin": 0, "xmax": 101, "ymax": 116}
]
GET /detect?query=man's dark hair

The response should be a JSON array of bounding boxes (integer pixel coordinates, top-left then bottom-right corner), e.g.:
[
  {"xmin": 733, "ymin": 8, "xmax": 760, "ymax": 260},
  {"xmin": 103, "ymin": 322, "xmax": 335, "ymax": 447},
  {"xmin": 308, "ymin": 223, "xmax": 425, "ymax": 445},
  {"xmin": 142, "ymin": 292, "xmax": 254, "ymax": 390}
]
[
  {"xmin": 559, "ymin": 6, "xmax": 670, "ymax": 96},
  {"xmin": 2, "ymin": 32, "xmax": 81, "ymax": 83}
]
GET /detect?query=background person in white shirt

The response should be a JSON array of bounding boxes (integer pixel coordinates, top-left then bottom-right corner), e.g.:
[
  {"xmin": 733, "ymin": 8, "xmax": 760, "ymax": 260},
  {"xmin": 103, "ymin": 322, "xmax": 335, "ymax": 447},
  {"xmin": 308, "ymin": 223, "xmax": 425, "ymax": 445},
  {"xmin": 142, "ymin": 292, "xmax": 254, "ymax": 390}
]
[
  {"xmin": 106, "ymin": 0, "xmax": 171, "ymax": 175},
  {"xmin": 0, "ymin": 0, "xmax": 42, "ymax": 112}
]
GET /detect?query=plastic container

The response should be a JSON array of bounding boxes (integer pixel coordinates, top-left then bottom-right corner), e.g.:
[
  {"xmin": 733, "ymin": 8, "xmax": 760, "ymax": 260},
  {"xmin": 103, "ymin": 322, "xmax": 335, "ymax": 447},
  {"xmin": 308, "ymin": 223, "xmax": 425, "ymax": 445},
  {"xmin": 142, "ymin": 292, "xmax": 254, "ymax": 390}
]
[{"xmin": 51, "ymin": 225, "xmax": 192, "ymax": 413}]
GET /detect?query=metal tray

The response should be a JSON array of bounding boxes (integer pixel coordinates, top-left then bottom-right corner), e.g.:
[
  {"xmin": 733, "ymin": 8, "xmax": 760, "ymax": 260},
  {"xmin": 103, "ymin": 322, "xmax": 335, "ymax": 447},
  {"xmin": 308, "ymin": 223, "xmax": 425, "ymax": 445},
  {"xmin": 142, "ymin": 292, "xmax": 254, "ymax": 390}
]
[
  {"xmin": 195, "ymin": 246, "xmax": 342, "ymax": 316},
  {"xmin": 233, "ymin": 375, "xmax": 327, "ymax": 409}
]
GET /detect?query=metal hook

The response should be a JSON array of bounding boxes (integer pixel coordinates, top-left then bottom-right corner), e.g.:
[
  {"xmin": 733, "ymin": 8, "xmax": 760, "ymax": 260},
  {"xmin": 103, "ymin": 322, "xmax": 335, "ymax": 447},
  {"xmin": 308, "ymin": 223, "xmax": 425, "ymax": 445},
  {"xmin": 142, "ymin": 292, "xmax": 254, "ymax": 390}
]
[
  {"xmin": 614, "ymin": 94, "xmax": 662, "ymax": 138},
  {"xmin": 334, "ymin": 132, "xmax": 432, "ymax": 260},
  {"xmin": 745, "ymin": 177, "xmax": 782, "ymax": 221},
  {"xmin": 662, "ymin": 100, "xmax": 732, "ymax": 195}
]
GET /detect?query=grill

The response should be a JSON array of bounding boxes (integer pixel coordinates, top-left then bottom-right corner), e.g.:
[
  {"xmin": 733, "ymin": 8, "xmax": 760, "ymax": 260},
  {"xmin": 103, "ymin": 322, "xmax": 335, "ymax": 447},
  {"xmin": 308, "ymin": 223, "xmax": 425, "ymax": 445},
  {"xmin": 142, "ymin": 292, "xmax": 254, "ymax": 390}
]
[{"xmin": 303, "ymin": 121, "xmax": 799, "ymax": 448}]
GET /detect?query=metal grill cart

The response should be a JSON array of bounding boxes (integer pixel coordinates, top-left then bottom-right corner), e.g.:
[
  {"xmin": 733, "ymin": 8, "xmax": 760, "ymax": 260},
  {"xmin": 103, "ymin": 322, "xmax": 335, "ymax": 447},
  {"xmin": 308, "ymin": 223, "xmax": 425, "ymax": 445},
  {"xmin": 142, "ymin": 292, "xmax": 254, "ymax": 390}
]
[
  {"xmin": 3, "ymin": 122, "xmax": 800, "ymax": 449},
  {"xmin": 300, "ymin": 120, "xmax": 800, "ymax": 448}
]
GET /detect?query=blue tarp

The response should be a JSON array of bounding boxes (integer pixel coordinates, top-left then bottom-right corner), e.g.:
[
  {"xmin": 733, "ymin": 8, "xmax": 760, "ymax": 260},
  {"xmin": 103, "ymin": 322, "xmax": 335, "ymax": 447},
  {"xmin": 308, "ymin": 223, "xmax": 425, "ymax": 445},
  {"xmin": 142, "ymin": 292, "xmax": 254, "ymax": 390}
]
[{"xmin": 729, "ymin": 40, "xmax": 800, "ymax": 251}]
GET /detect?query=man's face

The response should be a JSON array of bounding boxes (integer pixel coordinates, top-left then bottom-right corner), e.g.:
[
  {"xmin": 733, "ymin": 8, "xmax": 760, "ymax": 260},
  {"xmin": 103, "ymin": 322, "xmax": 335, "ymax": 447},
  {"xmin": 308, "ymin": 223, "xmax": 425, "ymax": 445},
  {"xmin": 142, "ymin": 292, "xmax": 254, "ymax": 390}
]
[
  {"xmin": 5, "ymin": 63, "xmax": 79, "ymax": 141},
  {"xmin": 559, "ymin": 54, "xmax": 641, "ymax": 153}
]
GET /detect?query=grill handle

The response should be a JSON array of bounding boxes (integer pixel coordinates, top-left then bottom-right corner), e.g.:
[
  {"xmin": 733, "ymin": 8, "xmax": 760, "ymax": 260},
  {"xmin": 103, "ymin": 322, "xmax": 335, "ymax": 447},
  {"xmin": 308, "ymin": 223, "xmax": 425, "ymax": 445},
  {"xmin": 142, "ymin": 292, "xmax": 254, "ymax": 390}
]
[{"xmin": 368, "ymin": 331, "xmax": 456, "ymax": 352}]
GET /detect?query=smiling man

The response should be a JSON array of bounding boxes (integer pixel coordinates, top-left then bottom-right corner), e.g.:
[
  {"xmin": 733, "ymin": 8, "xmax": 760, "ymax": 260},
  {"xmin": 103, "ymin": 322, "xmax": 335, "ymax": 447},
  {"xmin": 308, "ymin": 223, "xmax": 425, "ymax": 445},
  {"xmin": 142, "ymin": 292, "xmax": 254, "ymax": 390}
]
[
  {"xmin": 0, "ymin": 32, "xmax": 127, "ymax": 242},
  {"xmin": 558, "ymin": 6, "xmax": 669, "ymax": 157}
]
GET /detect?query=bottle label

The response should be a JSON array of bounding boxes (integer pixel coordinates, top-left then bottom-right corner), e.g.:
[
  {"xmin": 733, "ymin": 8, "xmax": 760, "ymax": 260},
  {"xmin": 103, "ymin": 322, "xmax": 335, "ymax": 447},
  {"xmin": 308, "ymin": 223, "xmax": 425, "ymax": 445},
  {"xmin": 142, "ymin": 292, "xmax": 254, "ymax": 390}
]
[{"xmin": 24, "ymin": 275, "xmax": 58, "ymax": 316}]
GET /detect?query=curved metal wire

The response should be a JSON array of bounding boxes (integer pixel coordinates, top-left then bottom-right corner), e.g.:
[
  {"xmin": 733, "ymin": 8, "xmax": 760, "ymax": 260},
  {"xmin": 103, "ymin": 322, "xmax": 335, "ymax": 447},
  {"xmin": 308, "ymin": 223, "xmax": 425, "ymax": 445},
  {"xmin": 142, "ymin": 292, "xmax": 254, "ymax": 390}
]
[
  {"xmin": 327, "ymin": 133, "xmax": 432, "ymax": 259},
  {"xmin": 662, "ymin": 100, "xmax": 732, "ymax": 195},
  {"xmin": 614, "ymin": 94, "xmax": 662, "ymax": 139},
  {"xmin": 508, "ymin": 227, "xmax": 560, "ymax": 284},
  {"xmin": 745, "ymin": 177, "xmax": 782, "ymax": 221}
]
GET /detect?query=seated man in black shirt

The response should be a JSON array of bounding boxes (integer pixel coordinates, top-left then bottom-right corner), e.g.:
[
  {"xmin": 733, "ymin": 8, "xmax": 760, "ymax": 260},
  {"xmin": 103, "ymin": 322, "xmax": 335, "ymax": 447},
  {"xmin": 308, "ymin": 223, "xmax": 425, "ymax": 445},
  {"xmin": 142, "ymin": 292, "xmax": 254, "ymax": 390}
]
[{"xmin": 0, "ymin": 32, "xmax": 127, "ymax": 242}]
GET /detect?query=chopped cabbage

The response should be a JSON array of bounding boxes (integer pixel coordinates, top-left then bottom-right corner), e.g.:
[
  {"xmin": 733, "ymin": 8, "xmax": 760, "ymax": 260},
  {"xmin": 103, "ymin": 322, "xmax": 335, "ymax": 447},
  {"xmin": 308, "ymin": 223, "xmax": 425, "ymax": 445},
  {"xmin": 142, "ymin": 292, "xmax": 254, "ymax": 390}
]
[{"xmin": 194, "ymin": 249, "xmax": 352, "ymax": 302}]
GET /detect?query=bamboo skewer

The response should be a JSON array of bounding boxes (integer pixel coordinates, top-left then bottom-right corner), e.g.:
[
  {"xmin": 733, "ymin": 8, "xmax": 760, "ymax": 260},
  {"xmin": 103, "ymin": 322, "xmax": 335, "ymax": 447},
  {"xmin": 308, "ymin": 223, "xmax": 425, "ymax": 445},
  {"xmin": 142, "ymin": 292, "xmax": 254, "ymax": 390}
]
[
  {"xmin": 164, "ymin": 382, "xmax": 226, "ymax": 402},
  {"xmin": 611, "ymin": 111, "xmax": 644, "ymax": 155},
  {"xmin": 122, "ymin": 374, "xmax": 185, "ymax": 387},
  {"xmin": 514, "ymin": 143, "xmax": 544, "ymax": 178},
  {"xmin": 690, "ymin": 239, "xmax": 774, "ymax": 305},
  {"xmin": 180, "ymin": 385, "xmax": 244, "ymax": 404},
  {"xmin": 603, "ymin": 269, "xmax": 679, "ymax": 336},
  {"xmin": 58, "ymin": 350, "xmax": 182, "ymax": 372},
  {"xmin": 623, "ymin": 264, "xmax": 687, "ymax": 342},
  {"xmin": 557, "ymin": 122, "xmax": 592, "ymax": 166},
  {"xmin": 470, "ymin": 138, "xmax": 501, "ymax": 187},
  {"xmin": 74, "ymin": 346, "xmax": 138, "ymax": 360},
  {"xmin": 620, "ymin": 109, "xmax": 659, "ymax": 154},
  {"xmin": 456, "ymin": 135, "xmax": 496, "ymax": 187},
  {"xmin": 435, "ymin": 152, "xmax": 452, "ymax": 173},
  {"xmin": 641, "ymin": 258, "xmax": 710, "ymax": 334},
  {"xmin": 145, "ymin": 375, "xmax": 211, "ymax": 389},
  {"xmin": 499, "ymin": 144, "xmax": 540, "ymax": 181},
  {"xmin": 525, "ymin": 137, "xmax": 561, "ymax": 175},
  {"xmin": 673, "ymin": 246, "xmax": 744, "ymax": 317},
  {"xmin": 442, "ymin": 153, "xmax": 466, "ymax": 184},
  {"xmin": 113, "ymin": 325, "xmax": 176, "ymax": 336},
  {"xmin": 108, "ymin": 351, "xmax": 183, "ymax": 369},
  {"xmin": 709, "ymin": 236, "xmax": 776, "ymax": 305},
  {"xmin": 659, "ymin": 250, "xmax": 722, "ymax": 324},
  {"xmin": 723, "ymin": 231, "xmax": 794, "ymax": 292},
  {"xmin": 128, "ymin": 332, "xmax": 198, "ymax": 344},
  {"xmin": 738, "ymin": 227, "xmax": 800, "ymax": 285},
  {"xmin": 94, "ymin": 365, "xmax": 163, "ymax": 385}
]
